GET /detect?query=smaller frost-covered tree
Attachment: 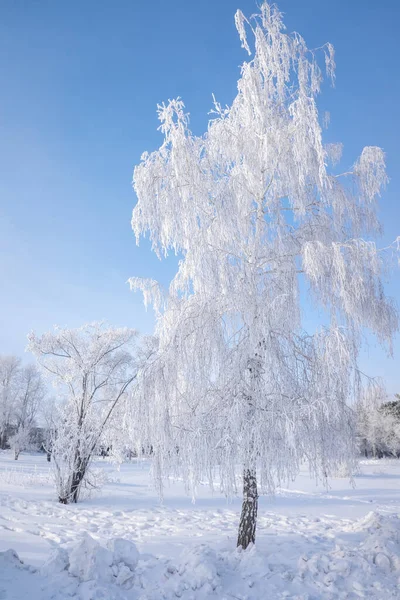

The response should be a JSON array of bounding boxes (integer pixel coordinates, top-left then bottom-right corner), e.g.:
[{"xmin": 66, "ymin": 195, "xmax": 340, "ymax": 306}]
[
  {"xmin": 130, "ymin": 2, "xmax": 398, "ymax": 548},
  {"xmin": 115, "ymin": 335, "xmax": 158, "ymax": 462},
  {"xmin": 0, "ymin": 355, "xmax": 20, "ymax": 449},
  {"xmin": 8, "ymin": 426, "xmax": 33, "ymax": 461},
  {"xmin": 12, "ymin": 364, "xmax": 45, "ymax": 459},
  {"xmin": 0, "ymin": 357, "xmax": 44, "ymax": 455},
  {"xmin": 28, "ymin": 323, "xmax": 139, "ymax": 503},
  {"xmin": 381, "ymin": 397, "xmax": 400, "ymax": 422},
  {"xmin": 357, "ymin": 388, "xmax": 400, "ymax": 458},
  {"xmin": 40, "ymin": 396, "xmax": 58, "ymax": 462}
]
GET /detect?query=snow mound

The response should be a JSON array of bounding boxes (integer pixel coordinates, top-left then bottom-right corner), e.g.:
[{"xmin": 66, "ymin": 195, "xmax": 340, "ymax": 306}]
[
  {"xmin": 0, "ymin": 548, "xmax": 25, "ymax": 569},
  {"xmin": 299, "ymin": 511, "xmax": 400, "ymax": 598},
  {"xmin": 4, "ymin": 513, "xmax": 400, "ymax": 599},
  {"xmin": 69, "ymin": 533, "xmax": 114, "ymax": 583},
  {"xmin": 39, "ymin": 533, "xmax": 139, "ymax": 597},
  {"xmin": 40, "ymin": 546, "xmax": 69, "ymax": 577},
  {"xmin": 356, "ymin": 511, "xmax": 400, "ymax": 572},
  {"xmin": 108, "ymin": 537, "xmax": 140, "ymax": 572},
  {"xmin": 177, "ymin": 545, "xmax": 219, "ymax": 591}
]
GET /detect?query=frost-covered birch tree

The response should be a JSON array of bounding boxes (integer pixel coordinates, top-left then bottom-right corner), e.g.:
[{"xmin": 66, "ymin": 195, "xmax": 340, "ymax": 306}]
[
  {"xmin": 28, "ymin": 323, "xmax": 139, "ymax": 503},
  {"xmin": 130, "ymin": 3, "xmax": 398, "ymax": 548}
]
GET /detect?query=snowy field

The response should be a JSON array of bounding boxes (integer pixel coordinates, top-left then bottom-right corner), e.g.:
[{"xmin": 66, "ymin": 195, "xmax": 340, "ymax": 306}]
[{"xmin": 1, "ymin": 453, "xmax": 400, "ymax": 599}]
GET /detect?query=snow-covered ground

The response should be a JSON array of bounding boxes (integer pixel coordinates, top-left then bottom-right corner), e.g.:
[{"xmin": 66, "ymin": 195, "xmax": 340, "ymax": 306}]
[{"xmin": 1, "ymin": 453, "xmax": 400, "ymax": 599}]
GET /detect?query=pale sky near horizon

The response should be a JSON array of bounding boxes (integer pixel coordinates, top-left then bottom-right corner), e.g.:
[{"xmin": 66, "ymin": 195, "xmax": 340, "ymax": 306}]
[{"xmin": 1, "ymin": 0, "xmax": 399, "ymax": 392}]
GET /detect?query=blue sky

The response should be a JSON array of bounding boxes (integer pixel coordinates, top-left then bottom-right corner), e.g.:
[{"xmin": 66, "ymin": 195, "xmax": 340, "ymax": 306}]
[{"xmin": 1, "ymin": 0, "xmax": 399, "ymax": 391}]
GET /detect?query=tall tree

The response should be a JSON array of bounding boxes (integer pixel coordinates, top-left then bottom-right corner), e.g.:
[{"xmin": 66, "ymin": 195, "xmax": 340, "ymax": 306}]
[
  {"xmin": 130, "ymin": 3, "xmax": 397, "ymax": 548},
  {"xmin": 28, "ymin": 322, "xmax": 139, "ymax": 503}
]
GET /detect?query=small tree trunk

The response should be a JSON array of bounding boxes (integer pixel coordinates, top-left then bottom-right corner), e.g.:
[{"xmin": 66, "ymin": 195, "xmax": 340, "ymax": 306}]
[
  {"xmin": 237, "ymin": 468, "xmax": 258, "ymax": 549},
  {"xmin": 14, "ymin": 448, "xmax": 19, "ymax": 460},
  {"xmin": 47, "ymin": 451, "xmax": 51, "ymax": 462}
]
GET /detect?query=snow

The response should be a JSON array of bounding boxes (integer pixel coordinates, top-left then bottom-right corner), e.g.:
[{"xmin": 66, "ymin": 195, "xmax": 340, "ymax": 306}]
[{"xmin": 1, "ymin": 453, "xmax": 400, "ymax": 598}]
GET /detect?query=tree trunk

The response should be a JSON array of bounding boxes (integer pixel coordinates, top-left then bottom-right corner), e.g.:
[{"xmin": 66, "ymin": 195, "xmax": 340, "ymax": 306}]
[
  {"xmin": 70, "ymin": 470, "xmax": 84, "ymax": 503},
  {"xmin": 57, "ymin": 456, "xmax": 88, "ymax": 504},
  {"xmin": 237, "ymin": 468, "xmax": 258, "ymax": 549},
  {"xmin": 14, "ymin": 448, "xmax": 19, "ymax": 460},
  {"xmin": 70, "ymin": 456, "xmax": 89, "ymax": 503},
  {"xmin": 58, "ymin": 469, "xmax": 85, "ymax": 504},
  {"xmin": 46, "ymin": 451, "xmax": 51, "ymax": 462}
]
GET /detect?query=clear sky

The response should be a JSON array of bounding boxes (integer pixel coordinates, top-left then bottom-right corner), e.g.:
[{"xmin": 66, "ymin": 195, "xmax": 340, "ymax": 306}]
[{"xmin": 1, "ymin": 0, "xmax": 399, "ymax": 391}]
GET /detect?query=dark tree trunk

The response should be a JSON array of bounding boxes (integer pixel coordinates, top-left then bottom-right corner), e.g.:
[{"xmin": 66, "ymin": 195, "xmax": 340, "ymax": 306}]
[
  {"xmin": 14, "ymin": 449, "xmax": 19, "ymax": 460},
  {"xmin": 237, "ymin": 468, "xmax": 258, "ymax": 549},
  {"xmin": 70, "ymin": 455, "xmax": 90, "ymax": 503},
  {"xmin": 46, "ymin": 451, "xmax": 51, "ymax": 462},
  {"xmin": 58, "ymin": 455, "xmax": 89, "ymax": 504},
  {"xmin": 70, "ymin": 467, "xmax": 85, "ymax": 503}
]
